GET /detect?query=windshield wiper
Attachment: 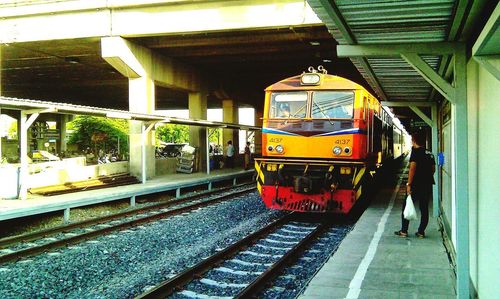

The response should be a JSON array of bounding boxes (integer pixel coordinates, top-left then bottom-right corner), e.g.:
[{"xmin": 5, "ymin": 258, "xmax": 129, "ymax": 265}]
[{"xmin": 313, "ymin": 102, "xmax": 334, "ymax": 125}]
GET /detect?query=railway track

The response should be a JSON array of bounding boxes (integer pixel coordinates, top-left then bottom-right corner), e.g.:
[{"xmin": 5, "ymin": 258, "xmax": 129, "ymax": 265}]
[
  {"xmin": 136, "ymin": 213, "xmax": 331, "ymax": 299},
  {"xmin": 0, "ymin": 184, "xmax": 255, "ymax": 264}
]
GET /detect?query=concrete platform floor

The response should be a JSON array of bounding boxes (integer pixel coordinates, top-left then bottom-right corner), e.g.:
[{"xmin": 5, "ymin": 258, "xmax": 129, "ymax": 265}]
[
  {"xmin": 300, "ymin": 168, "xmax": 456, "ymax": 299},
  {"xmin": 0, "ymin": 167, "xmax": 253, "ymax": 222}
]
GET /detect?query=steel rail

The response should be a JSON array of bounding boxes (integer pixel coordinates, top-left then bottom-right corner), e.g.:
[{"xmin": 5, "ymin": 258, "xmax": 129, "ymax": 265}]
[
  {"xmin": 135, "ymin": 213, "xmax": 295, "ymax": 299},
  {"xmin": 0, "ymin": 186, "xmax": 255, "ymax": 264},
  {"xmin": 0, "ymin": 182, "xmax": 253, "ymax": 249},
  {"xmin": 235, "ymin": 222, "xmax": 330, "ymax": 298}
]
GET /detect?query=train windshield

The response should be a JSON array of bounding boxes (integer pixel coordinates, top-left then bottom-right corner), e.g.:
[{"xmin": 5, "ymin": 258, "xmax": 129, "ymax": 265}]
[
  {"xmin": 270, "ymin": 92, "xmax": 307, "ymax": 119},
  {"xmin": 311, "ymin": 91, "xmax": 354, "ymax": 119}
]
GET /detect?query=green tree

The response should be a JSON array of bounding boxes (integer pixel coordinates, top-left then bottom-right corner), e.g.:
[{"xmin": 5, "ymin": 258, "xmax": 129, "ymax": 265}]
[
  {"xmin": 68, "ymin": 116, "xmax": 128, "ymax": 154},
  {"xmin": 156, "ymin": 124, "xmax": 189, "ymax": 144},
  {"xmin": 208, "ymin": 128, "xmax": 222, "ymax": 145}
]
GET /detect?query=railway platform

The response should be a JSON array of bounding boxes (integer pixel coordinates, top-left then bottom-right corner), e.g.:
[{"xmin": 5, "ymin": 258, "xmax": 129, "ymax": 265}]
[
  {"xmin": 0, "ymin": 168, "xmax": 253, "ymax": 223},
  {"xmin": 300, "ymin": 167, "xmax": 456, "ymax": 299}
]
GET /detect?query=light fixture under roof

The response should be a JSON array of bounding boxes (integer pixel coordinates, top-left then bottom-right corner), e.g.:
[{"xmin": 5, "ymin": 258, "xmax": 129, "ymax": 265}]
[
  {"xmin": 309, "ymin": 41, "xmax": 320, "ymax": 46},
  {"xmin": 322, "ymin": 59, "xmax": 332, "ymax": 63},
  {"xmin": 64, "ymin": 57, "xmax": 80, "ymax": 64}
]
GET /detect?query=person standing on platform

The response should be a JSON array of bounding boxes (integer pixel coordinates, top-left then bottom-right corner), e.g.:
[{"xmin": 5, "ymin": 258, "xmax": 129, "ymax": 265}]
[
  {"xmin": 244, "ymin": 141, "xmax": 251, "ymax": 170},
  {"xmin": 395, "ymin": 131, "xmax": 436, "ymax": 238},
  {"xmin": 225, "ymin": 140, "xmax": 235, "ymax": 168}
]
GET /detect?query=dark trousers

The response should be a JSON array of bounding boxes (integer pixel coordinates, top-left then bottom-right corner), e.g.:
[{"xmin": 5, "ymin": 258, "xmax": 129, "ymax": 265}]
[
  {"xmin": 401, "ymin": 187, "xmax": 432, "ymax": 234},
  {"xmin": 226, "ymin": 156, "xmax": 234, "ymax": 168}
]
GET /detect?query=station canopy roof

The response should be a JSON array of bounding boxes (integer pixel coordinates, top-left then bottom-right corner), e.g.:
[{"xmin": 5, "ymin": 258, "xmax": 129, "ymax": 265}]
[
  {"xmin": 307, "ymin": 0, "xmax": 494, "ymax": 129},
  {"xmin": 0, "ymin": 96, "xmax": 260, "ymax": 131}
]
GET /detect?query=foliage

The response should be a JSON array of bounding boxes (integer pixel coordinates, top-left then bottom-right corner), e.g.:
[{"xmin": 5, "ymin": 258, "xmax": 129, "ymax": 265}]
[
  {"xmin": 67, "ymin": 116, "xmax": 129, "ymax": 154},
  {"xmin": 156, "ymin": 124, "xmax": 189, "ymax": 144},
  {"xmin": 208, "ymin": 128, "xmax": 222, "ymax": 145}
]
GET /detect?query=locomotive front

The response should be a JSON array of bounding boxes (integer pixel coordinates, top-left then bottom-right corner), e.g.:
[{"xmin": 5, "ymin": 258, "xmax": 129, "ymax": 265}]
[{"xmin": 255, "ymin": 66, "xmax": 375, "ymax": 214}]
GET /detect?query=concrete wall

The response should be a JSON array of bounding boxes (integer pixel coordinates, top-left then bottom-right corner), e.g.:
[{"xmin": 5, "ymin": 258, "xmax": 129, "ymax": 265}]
[
  {"xmin": 466, "ymin": 59, "xmax": 500, "ymax": 298},
  {"xmin": 155, "ymin": 158, "xmax": 177, "ymax": 175},
  {"xmin": 28, "ymin": 160, "xmax": 129, "ymax": 189}
]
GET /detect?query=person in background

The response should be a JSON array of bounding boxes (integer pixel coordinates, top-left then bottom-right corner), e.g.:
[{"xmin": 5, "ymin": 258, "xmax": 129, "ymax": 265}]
[
  {"xmin": 395, "ymin": 131, "xmax": 436, "ymax": 238},
  {"xmin": 225, "ymin": 140, "xmax": 235, "ymax": 168},
  {"xmin": 244, "ymin": 141, "xmax": 251, "ymax": 170}
]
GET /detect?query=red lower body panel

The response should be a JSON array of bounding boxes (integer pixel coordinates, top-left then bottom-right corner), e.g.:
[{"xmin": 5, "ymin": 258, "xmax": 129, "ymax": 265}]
[{"xmin": 261, "ymin": 186, "xmax": 355, "ymax": 214}]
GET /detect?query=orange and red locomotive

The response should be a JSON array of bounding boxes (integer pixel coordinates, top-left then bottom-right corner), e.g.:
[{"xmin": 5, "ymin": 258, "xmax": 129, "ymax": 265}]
[{"xmin": 254, "ymin": 66, "xmax": 404, "ymax": 214}]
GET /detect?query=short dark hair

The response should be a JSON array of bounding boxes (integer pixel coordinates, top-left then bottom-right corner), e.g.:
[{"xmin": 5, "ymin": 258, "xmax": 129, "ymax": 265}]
[{"xmin": 411, "ymin": 131, "xmax": 426, "ymax": 146}]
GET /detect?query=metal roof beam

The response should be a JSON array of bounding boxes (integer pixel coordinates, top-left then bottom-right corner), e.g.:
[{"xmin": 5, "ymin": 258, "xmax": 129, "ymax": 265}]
[
  {"xmin": 337, "ymin": 42, "xmax": 457, "ymax": 57},
  {"xmin": 471, "ymin": 3, "xmax": 500, "ymax": 80},
  {"xmin": 357, "ymin": 58, "xmax": 388, "ymax": 100},
  {"xmin": 401, "ymin": 53, "xmax": 454, "ymax": 102},
  {"xmin": 409, "ymin": 106, "xmax": 432, "ymax": 127},
  {"xmin": 472, "ymin": 2, "xmax": 500, "ymax": 56},
  {"xmin": 313, "ymin": 0, "xmax": 356, "ymax": 44},
  {"xmin": 473, "ymin": 56, "xmax": 500, "ymax": 81}
]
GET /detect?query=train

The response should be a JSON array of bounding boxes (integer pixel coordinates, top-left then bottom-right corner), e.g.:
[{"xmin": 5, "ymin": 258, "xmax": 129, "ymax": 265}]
[{"xmin": 254, "ymin": 66, "xmax": 407, "ymax": 214}]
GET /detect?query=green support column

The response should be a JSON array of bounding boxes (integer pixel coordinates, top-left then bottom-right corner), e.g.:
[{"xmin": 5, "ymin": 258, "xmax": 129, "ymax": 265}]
[
  {"xmin": 453, "ymin": 44, "xmax": 470, "ymax": 299},
  {"xmin": 431, "ymin": 105, "xmax": 439, "ymax": 217}
]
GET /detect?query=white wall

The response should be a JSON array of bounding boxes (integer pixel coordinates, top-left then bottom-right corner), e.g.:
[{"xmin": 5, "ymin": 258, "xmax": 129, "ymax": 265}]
[{"xmin": 467, "ymin": 59, "xmax": 500, "ymax": 298}]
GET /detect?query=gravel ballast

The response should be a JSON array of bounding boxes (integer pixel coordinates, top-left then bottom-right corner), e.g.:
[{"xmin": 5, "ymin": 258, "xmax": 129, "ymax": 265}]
[{"xmin": 0, "ymin": 191, "xmax": 284, "ymax": 298}]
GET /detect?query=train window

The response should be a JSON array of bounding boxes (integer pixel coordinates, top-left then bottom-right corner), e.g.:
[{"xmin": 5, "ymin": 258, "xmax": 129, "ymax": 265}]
[
  {"xmin": 311, "ymin": 91, "xmax": 354, "ymax": 119},
  {"xmin": 270, "ymin": 92, "xmax": 307, "ymax": 119}
]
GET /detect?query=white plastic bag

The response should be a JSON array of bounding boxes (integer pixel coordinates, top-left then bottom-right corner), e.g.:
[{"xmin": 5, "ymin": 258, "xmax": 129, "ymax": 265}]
[{"xmin": 403, "ymin": 194, "xmax": 418, "ymax": 220}]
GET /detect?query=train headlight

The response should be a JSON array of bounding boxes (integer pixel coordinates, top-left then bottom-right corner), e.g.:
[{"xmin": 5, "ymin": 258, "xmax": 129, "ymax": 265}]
[
  {"xmin": 300, "ymin": 73, "xmax": 321, "ymax": 85},
  {"xmin": 333, "ymin": 146, "xmax": 342, "ymax": 155},
  {"xmin": 344, "ymin": 147, "xmax": 351, "ymax": 154},
  {"xmin": 275, "ymin": 144, "xmax": 284, "ymax": 154},
  {"xmin": 267, "ymin": 145, "xmax": 274, "ymax": 152}
]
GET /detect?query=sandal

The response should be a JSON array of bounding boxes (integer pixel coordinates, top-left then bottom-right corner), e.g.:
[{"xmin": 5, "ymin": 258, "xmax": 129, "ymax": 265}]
[
  {"xmin": 394, "ymin": 230, "xmax": 408, "ymax": 237},
  {"xmin": 415, "ymin": 232, "xmax": 425, "ymax": 238}
]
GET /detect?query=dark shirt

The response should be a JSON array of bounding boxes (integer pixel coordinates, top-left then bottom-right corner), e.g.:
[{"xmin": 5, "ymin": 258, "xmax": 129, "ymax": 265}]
[{"xmin": 409, "ymin": 147, "xmax": 435, "ymax": 187}]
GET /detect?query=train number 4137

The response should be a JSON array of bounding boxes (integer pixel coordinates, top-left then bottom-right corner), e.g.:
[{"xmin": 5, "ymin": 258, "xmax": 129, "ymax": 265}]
[{"xmin": 335, "ymin": 139, "xmax": 350, "ymax": 145}]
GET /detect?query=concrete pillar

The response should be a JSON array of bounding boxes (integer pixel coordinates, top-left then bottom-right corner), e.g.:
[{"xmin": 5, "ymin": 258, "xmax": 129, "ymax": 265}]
[
  {"xmin": 102, "ymin": 36, "xmax": 207, "ymax": 179},
  {"xmin": 129, "ymin": 76, "xmax": 155, "ymax": 180},
  {"xmin": 58, "ymin": 114, "xmax": 68, "ymax": 155},
  {"xmin": 102, "ymin": 37, "xmax": 156, "ymax": 180},
  {"xmin": 189, "ymin": 91, "xmax": 207, "ymax": 172},
  {"xmin": 254, "ymin": 109, "xmax": 263, "ymax": 156},
  {"xmin": 222, "ymin": 99, "xmax": 239, "ymax": 154},
  {"xmin": 19, "ymin": 111, "xmax": 39, "ymax": 199}
]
